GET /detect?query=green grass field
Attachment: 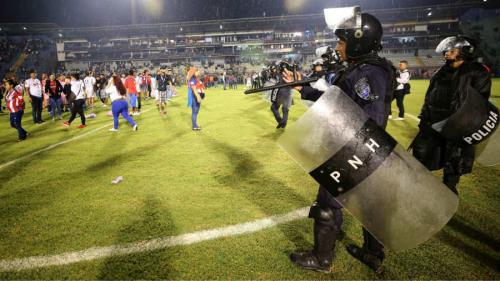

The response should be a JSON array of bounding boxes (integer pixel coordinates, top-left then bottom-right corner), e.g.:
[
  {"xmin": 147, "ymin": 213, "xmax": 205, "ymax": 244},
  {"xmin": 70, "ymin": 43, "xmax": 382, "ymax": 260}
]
[{"xmin": 0, "ymin": 79, "xmax": 498, "ymax": 280}]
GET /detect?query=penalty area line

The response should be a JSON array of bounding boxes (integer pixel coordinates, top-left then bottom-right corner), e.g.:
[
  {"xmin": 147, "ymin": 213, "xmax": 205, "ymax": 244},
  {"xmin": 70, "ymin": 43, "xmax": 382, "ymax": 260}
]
[{"xmin": 0, "ymin": 207, "xmax": 309, "ymax": 272}]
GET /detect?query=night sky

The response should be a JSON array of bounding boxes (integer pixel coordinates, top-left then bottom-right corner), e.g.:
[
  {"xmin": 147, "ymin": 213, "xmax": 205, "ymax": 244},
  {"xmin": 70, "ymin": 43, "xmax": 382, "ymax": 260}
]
[{"xmin": 0, "ymin": 0, "xmax": 495, "ymax": 27}]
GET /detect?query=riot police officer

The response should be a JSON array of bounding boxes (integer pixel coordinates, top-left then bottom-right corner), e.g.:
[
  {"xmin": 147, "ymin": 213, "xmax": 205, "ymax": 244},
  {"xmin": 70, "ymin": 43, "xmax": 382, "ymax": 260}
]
[
  {"xmin": 413, "ymin": 36, "xmax": 492, "ymax": 194},
  {"xmin": 284, "ymin": 11, "xmax": 395, "ymax": 273}
]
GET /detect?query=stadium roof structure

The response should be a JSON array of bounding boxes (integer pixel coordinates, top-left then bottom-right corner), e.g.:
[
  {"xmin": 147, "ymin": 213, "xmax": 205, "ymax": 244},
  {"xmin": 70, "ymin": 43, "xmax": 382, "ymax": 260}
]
[{"xmin": 0, "ymin": 1, "xmax": 496, "ymax": 38}]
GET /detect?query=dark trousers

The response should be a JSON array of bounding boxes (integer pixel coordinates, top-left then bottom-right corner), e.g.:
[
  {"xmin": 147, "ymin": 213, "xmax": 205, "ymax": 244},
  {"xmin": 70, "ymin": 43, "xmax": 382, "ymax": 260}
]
[
  {"xmin": 68, "ymin": 99, "xmax": 86, "ymax": 125},
  {"xmin": 31, "ymin": 95, "xmax": 43, "ymax": 122},
  {"xmin": 271, "ymin": 102, "xmax": 289, "ymax": 126},
  {"xmin": 316, "ymin": 186, "xmax": 385, "ymax": 260},
  {"xmin": 191, "ymin": 100, "xmax": 201, "ymax": 129},
  {"xmin": 391, "ymin": 90, "xmax": 405, "ymax": 118},
  {"xmin": 49, "ymin": 97, "xmax": 62, "ymax": 118},
  {"xmin": 10, "ymin": 110, "xmax": 27, "ymax": 140}
]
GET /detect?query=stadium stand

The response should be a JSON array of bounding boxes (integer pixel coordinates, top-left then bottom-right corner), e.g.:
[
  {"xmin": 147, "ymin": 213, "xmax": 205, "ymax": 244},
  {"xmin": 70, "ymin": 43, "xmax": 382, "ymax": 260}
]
[{"xmin": 0, "ymin": 2, "xmax": 497, "ymax": 79}]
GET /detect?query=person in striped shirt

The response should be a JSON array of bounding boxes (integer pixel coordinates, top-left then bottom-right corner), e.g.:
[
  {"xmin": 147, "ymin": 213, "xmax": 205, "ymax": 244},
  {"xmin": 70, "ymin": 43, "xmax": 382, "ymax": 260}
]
[{"xmin": 4, "ymin": 79, "xmax": 28, "ymax": 141}]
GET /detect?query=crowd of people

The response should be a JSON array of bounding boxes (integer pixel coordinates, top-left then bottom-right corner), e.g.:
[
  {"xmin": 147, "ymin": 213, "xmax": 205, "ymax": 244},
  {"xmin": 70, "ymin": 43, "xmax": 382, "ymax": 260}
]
[{"xmin": 0, "ymin": 65, "xmax": 214, "ymax": 141}]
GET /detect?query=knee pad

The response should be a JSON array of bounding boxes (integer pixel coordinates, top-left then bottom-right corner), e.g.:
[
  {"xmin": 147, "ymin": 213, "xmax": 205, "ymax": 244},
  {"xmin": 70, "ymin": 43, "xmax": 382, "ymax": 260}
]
[{"xmin": 309, "ymin": 201, "xmax": 335, "ymax": 224}]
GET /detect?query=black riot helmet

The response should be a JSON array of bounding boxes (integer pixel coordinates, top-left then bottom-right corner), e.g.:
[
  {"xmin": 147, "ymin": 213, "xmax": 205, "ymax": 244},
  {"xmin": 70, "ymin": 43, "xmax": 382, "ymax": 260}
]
[
  {"xmin": 436, "ymin": 35, "xmax": 477, "ymax": 61},
  {"xmin": 333, "ymin": 13, "xmax": 383, "ymax": 58}
]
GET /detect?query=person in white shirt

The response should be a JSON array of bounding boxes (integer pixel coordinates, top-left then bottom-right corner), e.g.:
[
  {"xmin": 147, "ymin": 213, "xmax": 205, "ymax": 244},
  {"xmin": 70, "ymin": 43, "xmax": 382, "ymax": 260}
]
[
  {"xmin": 83, "ymin": 71, "xmax": 96, "ymax": 112},
  {"xmin": 24, "ymin": 70, "xmax": 44, "ymax": 123},
  {"xmin": 389, "ymin": 60, "xmax": 411, "ymax": 121},
  {"xmin": 106, "ymin": 75, "xmax": 137, "ymax": 132},
  {"xmin": 63, "ymin": 73, "xmax": 86, "ymax": 128}
]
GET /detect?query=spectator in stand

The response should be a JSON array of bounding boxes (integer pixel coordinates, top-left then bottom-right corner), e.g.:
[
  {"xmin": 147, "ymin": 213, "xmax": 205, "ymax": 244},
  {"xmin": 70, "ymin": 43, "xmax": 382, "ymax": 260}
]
[
  {"xmin": 63, "ymin": 73, "xmax": 86, "ymax": 128},
  {"xmin": 4, "ymin": 79, "xmax": 28, "ymax": 141},
  {"xmin": 187, "ymin": 67, "xmax": 203, "ymax": 131},
  {"xmin": 24, "ymin": 70, "xmax": 44, "ymax": 124},
  {"xmin": 125, "ymin": 70, "xmax": 139, "ymax": 115},
  {"xmin": 45, "ymin": 74, "xmax": 64, "ymax": 121},
  {"xmin": 106, "ymin": 75, "xmax": 137, "ymax": 132}
]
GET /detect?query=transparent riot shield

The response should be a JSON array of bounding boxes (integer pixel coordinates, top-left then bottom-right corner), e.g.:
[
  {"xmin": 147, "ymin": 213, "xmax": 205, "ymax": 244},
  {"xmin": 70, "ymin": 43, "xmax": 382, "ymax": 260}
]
[
  {"xmin": 278, "ymin": 86, "xmax": 459, "ymax": 252},
  {"xmin": 431, "ymin": 86, "xmax": 498, "ymax": 145},
  {"xmin": 476, "ymin": 126, "xmax": 500, "ymax": 166}
]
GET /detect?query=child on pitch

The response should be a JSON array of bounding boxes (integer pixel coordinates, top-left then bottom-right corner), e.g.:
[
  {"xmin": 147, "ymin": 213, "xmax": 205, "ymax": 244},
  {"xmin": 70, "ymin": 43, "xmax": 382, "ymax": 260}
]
[
  {"xmin": 106, "ymin": 75, "xmax": 137, "ymax": 132},
  {"xmin": 4, "ymin": 79, "xmax": 29, "ymax": 141},
  {"xmin": 124, "ymin": 70, "xmax": 139, "ymax": 115}
]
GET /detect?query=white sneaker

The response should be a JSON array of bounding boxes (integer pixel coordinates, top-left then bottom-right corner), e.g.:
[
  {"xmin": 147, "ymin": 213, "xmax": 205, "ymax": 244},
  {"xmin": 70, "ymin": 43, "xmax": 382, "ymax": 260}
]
[
  {"xmin": 394, "ymin": 117, "xmax": 405, "ymax": 121},
  {"xmin": 109, "ymin": 128, "xmax": 118, "ymax": 132},
  {"xmin": 133, "ymin": 125, "xmax": 138, "ymax": 131}
]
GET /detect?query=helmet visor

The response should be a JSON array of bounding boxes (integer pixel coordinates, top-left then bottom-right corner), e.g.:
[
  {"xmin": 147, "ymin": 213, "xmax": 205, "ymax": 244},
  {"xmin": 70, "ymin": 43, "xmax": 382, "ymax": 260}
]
[
  {"xmin": 435, "ymin": 36, "xmax": 471, "ymax": 53},
  {"xmin": 324, "ymin": 6, "xmax": 362, "ymax": 31}
]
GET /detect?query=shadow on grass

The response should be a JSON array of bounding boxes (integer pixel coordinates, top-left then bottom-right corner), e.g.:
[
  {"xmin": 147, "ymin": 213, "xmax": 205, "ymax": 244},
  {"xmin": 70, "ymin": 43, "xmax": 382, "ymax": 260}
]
[
  {"xmin": 97, "ymin": 196, "xmax": 177, "ymax": 280},
  {"xmin": 438, "ymin": 227, "xmax": 500, "ymax": 271},
  {"xmin": 447, "ymin": 217, "xmax": 500, "ymax": 252},
  {"xmin": 204, "ymin": 137, "xmax": 313, "ymax": 251}
]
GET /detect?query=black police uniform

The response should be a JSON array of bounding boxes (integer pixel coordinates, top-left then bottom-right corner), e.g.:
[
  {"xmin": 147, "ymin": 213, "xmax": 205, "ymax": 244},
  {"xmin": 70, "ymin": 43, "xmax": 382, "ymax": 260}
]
[
  {"xmin": 417, "ymin": 61, "xmax": 491, "ymax": 193},
  {"xmin": 292, "ymin": 54, "xmax": 394, "ymax": 271}
]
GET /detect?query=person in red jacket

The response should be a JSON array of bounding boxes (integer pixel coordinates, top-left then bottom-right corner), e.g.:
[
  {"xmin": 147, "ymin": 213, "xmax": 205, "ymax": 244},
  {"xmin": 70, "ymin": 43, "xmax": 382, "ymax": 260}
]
[{"xmin": 4, "ymin": 79, "xmax": 28, "ymax": 141}]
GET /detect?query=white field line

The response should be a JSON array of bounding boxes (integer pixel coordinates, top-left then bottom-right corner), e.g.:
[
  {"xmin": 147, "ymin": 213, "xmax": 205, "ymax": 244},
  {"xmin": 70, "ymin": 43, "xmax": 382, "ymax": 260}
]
[
  {"xmin": 0, "ymin": 108, "xmax": 154, "ymax": 171},
  {"xmin": 0, "ymin": 207, "xmax": 309, "ymax": 272}
]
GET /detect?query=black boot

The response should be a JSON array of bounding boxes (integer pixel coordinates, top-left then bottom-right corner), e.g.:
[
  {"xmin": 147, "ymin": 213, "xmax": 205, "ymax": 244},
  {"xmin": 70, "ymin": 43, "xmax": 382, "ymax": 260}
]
[
  {"xmin": 290, "ymin": 222, "xmax": 337, "ymax": 273},
  {"xmin": 346, "ymin": 244, "xmax": 384, "ymax": 274}
]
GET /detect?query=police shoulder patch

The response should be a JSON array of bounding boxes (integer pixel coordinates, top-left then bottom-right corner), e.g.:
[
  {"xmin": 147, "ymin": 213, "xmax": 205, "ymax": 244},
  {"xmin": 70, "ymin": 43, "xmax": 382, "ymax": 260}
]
[{"xmin": 354, "ymin": 77, "xmax": 377, "ymax": 101}]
